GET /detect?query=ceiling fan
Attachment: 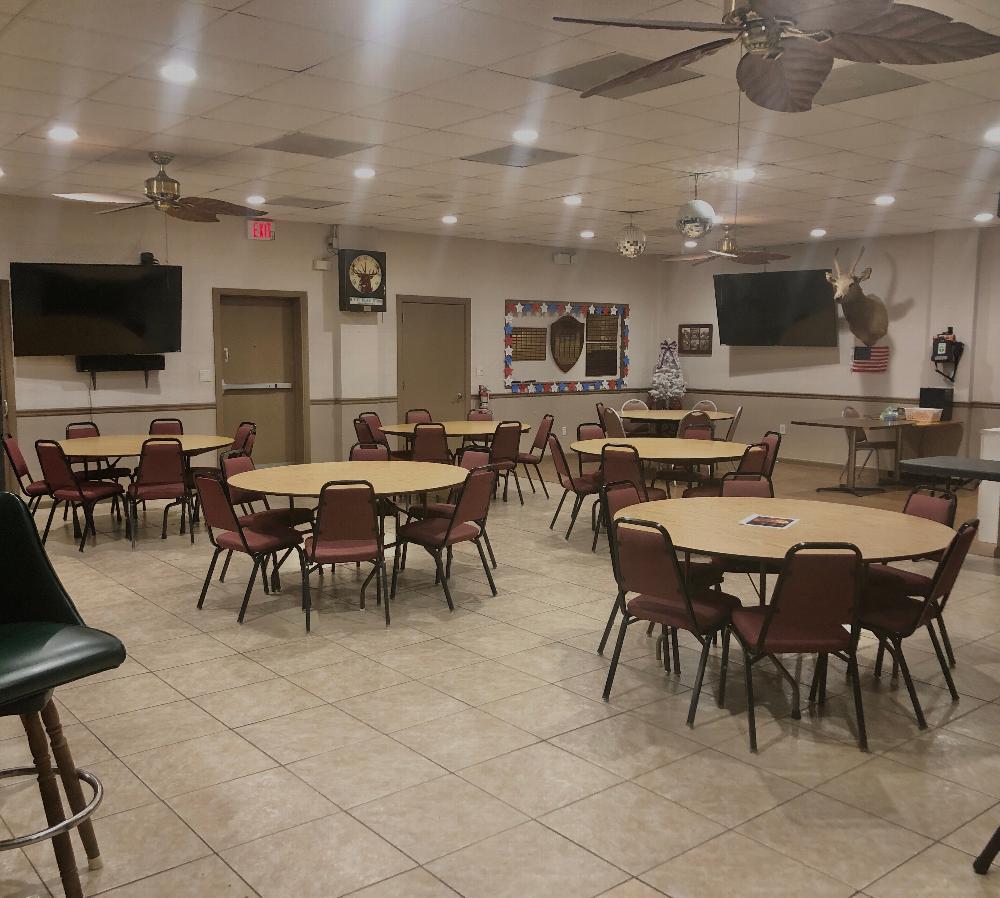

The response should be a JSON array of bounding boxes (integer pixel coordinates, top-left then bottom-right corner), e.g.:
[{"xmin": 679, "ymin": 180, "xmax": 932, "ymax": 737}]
[
  {"xmin": 554, "ymin": 0, "xmax": 1000, "ymax": 113},
  {"xmin": 661, "ymin": 226, "xmax": 791, "ymax": 265},
  {"xmin": 97, "ymin": 152, "xmax": 265, "ymax": 222}
]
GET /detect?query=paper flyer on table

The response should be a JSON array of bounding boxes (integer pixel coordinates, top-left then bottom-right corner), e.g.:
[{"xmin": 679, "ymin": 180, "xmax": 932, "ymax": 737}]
[{"xmin": 738, "ymin": 513, "xmax": 799, "ymax": 529}]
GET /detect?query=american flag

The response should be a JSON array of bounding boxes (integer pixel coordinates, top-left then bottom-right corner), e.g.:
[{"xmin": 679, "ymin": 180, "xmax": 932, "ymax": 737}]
[{"xmin": 852, "ymin": 345, "xmax": 890, "ymax": 372}]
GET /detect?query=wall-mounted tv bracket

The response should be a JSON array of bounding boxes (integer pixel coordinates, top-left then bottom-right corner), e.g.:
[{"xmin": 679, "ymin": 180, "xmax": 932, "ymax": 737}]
[{"xmin": 75, "ymin": 355, "xmax": 165, "ymax": 389}]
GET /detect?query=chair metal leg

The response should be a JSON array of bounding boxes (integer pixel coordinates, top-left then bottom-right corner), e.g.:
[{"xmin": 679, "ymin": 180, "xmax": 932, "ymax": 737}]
[
  {"xmin": 41, "ymin": 499, "xmax": 60, "ymax": 543},
  {"xmin": 474, "ymin": 538, "xmax": 497, "ymax": 595},
  {"xmin": 219, "ymin": 549, "xmax": 233, "ymax": 582},
  {"xmin": 847, "ymin": 651, "xmax": 868, "ymax": 752},
  {"xmin": 238, "ymin": 557, "xmax": 261, "ymax": 623},
  {"xmin": 522, "ymin": 463, "xmax": 536, "ymax": 494},
  {"xmin": 874, "ymin": 639, "xmax": 886, "ymax": 678},
  {"xmin": 482, "ymin": 528, "xmax": 497, "ymax": 568},
  {"xmin": 79, "ymin": 506, "xmax": 96, "ymax": 552},
  {"xmin": 537, "ymin": 464, "xmax": 549, "ymax": 498},
  {"xmin": 718, "ymin": 626, "xmax": 731, "ymax": 708},
  {"xmin": 597, "ymin": 594, "xmax": 622, "ymax": 655},
  {"xmin": 512, "ymin": 470, "xmax": 524, "ymax": 506},
  {"xmin": 591, "ymin": 505, "xmax": 603, "ymax": 553},
  {"xmin": 893, "ymin": 636, "xmax": 927, "ymax": 729},
  {"xmin": 432, "ymin": 549, "xmax": 454, "ymax": 611},
  {"xmin": 744, "ymin": 652, "xmax": 758, "ymax": 753},
  {"xmin": 565, "ymin": 494, "xmax": 584, "ymax": 540},
  {"xmin": 687, "ymin": 637, "xmax": 712, "ymax": 727},
  {"xmin": 446, "ymin": 545, "xmax": 453, "ymax": 580},
  {"xmin": 974, "ymin": 823, "xmax": 1000, "ymax": 874},
  {"xmin": 550, "ymin": 490, "xmax": 568, "ymax": 530},
  {"xmin": 390, "ymin": 538, "xmax": 403, "ymax": 599},
  {"xmin": 937, "ymin": 616, "xmax": 957, "ymax": 667},
  {"xmin": 927, "ymin": 622, "xmax": 960, "ymax": 702},
  {"xmin": 671, "ymin": 627, "xmax": 681, "ymax": 675},
  {"xmin": 603, "ymin": 614, "xmax": 630, "ymax": 701},
  {"xmin": 198, "ymin": 548, "xmax": 222, "ymax": 608},
  {"xmin": 298, "ymin": 548, "xmax": 311, "ymax": 633}
]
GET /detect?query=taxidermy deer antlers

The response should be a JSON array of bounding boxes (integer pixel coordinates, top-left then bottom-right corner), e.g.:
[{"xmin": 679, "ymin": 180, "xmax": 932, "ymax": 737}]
[{"xmin": 826, "ymin": 247, "xmax": 889, "ymax": 348}]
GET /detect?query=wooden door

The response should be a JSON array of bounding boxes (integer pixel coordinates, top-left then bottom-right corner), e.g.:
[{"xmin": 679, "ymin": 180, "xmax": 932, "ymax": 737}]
[
  {"xmin": 397, "ymin": 296, "xmax": 470, "ymax": 422},
  {"xmin": 217, "ymin": 293, "xmax": 307, "ymax": 464}
]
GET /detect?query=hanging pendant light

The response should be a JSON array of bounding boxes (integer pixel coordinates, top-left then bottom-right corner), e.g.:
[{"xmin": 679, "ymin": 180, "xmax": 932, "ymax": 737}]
[{"xmin": 617, "ymin": 214, "xmax": 646, "ymax": 259}]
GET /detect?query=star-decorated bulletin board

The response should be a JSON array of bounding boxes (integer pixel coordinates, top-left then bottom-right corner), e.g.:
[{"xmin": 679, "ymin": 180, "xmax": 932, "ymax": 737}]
[{"xmin": 504, "ymin": 300, "xmax": 630, "ymax": 394}]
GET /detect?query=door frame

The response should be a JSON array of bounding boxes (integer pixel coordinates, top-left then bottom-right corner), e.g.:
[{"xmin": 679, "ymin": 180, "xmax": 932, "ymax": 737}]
[
  {"xmin": 0, "ymin": 280, "xmax": 18, "ymax": 491},
  {"xmin": 212, "ymin": 288, "xmax": 311, "ymax": 463},
  {"xmin": 396, "ymin": 295, "xmax": 472, "ymax": 418}
]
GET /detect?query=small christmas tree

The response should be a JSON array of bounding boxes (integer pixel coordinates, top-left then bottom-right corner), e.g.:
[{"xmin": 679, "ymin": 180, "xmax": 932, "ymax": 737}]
[{"xmin": 650, "ymin": 339, "xmax": 686, "ymax": 407}]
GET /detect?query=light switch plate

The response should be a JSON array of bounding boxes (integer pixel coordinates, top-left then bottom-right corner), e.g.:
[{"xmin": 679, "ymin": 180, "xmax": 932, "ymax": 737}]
[
  {"xmin": 199, "ymin": 369, "xmax": 212, "ymax": 383},
  {"xmin": 476, "ymin": 367, "xmax": 485, "ymax": 376}
]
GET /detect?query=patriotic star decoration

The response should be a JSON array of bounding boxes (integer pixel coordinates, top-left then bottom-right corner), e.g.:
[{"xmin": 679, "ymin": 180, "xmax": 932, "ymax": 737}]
[
  {"xmin": 609, "ymin": 305, "xmax": 617, "ymax": 316},
  {"xmin": 515, "ymin": 302, "xmax": 523, "ymax": 315},
  {"xmin": 600, "ymin": 380, "xmax": 609, "ymax": 390},
  {"xmin": 504, "ymin": 312, "xmax": 513, "ymax": 324},
  {"xmin": 587, "ymin": 304, "xmax": 596, "ymax": 314},
  {"xmin": 575, "ymin": 382, "xmax": 583, "ymax": 391}
]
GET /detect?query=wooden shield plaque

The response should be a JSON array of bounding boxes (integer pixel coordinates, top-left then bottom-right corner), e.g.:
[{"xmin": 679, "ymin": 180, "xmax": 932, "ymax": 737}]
[{"xmin": 550, "ymin": 315, "xmax": 584, "ymax": 373}]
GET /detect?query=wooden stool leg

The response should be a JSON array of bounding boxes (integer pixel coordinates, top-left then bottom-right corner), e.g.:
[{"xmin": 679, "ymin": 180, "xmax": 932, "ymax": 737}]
[
  {"xmin": 41, "ymin": 701, "xmax": 102, "ymax": 870},
  {"xmin": 20, "ymin": 711, "xmax": 83, "ymax": 898}
]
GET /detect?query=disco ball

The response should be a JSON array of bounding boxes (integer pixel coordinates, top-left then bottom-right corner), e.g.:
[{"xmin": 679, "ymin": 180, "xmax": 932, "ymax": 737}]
[
  {"xmin": 676, "ymin": 198, "xmax": 717, "ymax": 239},
  {"xmin": 616, "ymin": 221, "xmax": 646, "ymax": 259}
]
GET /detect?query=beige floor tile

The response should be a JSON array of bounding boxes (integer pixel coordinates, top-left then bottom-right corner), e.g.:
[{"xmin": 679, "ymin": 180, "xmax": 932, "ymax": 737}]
[
  {"xmin": 515, "ymin": 609, "xmax": 604, "ymax": 640},
  {"xmin": 0, "ymin": 723, "xmax": 112, "ymax": 770},
  {"xmin": 96, "ymin": 856, "xmax": 259, "ymax": 897},
  {"xmin": 458, "ymin": 593, "xmax": 561, "ymax": 621},
  {"xmin": 482, "ymin": 684, "xmax": 618, "ymax": 738},
  {"xmin": 223, "ymin": 813, "xmax": 413, "ymax": 898},
  {"xmin": 209, "ymin": 614, "xmax": 312, "ymax": 652},
  {"xmin": 288, "ymin": 656, "xmax": 410, "ymax": 702},
  {"xmin": 347, "ymin": 868, "xmax": 461, "ymax": 897},
  {"xmin": 861, "ymin": 672, "xmax": 983, "ymax": 729},
  {"xmin": 123, "ymin": 731, "xmax": 276, "ymax": 798},
  {"xmin": 499, "ymin": 643, "xmax": 607, "ymax": 681},
  {"xmin": 641, "ymin": 831, "xmax": 854, "ymax": 898},
  {"xmin": 236, "ymin": 704, "xmax": 378, "ymax": 764},
  {"xmin": 168, "ymin": 767, "xmax": 336, "ymax": 850},
  {"xmin": 419, "ymin": 659, "xmax": 547, "ymax": 705},
  {"xmin": 393, "ymin": 708, "xmax": 537, "ymax": 770},
  {"xmin": 87, "ymin": 700, "xmax": 226, "ymax": 756},
  {"xmin": 942, "ymin": 807, "xmax": 1000, "ymax": 868},
  {"xmin": 56, "ymin": 673, "xmax": 184, "ymax": 722},
  {"xmin": 427, "ymin": 820, "xmax": 628, "ymax": 898},
  {"xmin": 551, "ymin": 712, "xmax": 702, "ymax": 778},
  {"xmin": 126, "ymin": 633, "xmax": 236, "ymax": 670},
  {"xmin": 459, "ymin": 741, "xmax": 622, "ymax": 816},
  {"xmin": 192, "ymin": 677, "xmax": 326, "ymax": 728},
  {"xmin": 738, "ymin": 791, "xmax": 931, "ymax": 891},
  {"xmin": 818, "ymin": 756, "xmax": 997, "ymax": 839},
  {"xmin": 561, "ymin": 662, "xmax": 691, "ymax": 710},
  {"xmin": 289, "ymin": 735, "xmax": 446, "ymax": 808},
  {"xmin": 886, "ymin": 730, "xmax": 1000, "ymax": 798},
  {"xmin": 335, "ymin": 682, "xmax": 468, "ymax": 734},
  {"xmin": 866, "ymin": 843, "xmax": 1000, "ymax": 897},
  {"xmin": 245, "ymin": 637, "xmax": 361, "ymax": 675},
  {"xmin": 371, "ymin": 638, "xmax": 483, "ymax": 677},
  {"xmin": 635, "ymin": 748, "xmax": 805, "ymax": 827},
  {"xmin": 332, "ymin": 625, "xmax": 435, "ymax": 657},
  {"xmin": 155, "ymin": 655, "xmax": 276, "ymax": 698},
  {"xmin": 440, "ymin": 621, "xmax": 552, "ymax": 658},
  {"xmin": 352, "ymin": 775, "xmax": 527, "ymax": 863},
  {"xmin": 945, "ymin": 701, "xmax": 1000, "ymax": 747}
]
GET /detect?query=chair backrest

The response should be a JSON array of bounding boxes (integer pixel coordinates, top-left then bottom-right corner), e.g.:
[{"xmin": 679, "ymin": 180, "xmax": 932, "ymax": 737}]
[
  {"xmin": 595, "ymin": 402, "xmax": 607, "ymax": 432},
  {"xmin": 405, "ymin": 408, "xmax": 433, "ymax": 424},
  {"xmin": 354, "ymin": 418, "xmax": 374, "ymax": 444},
  {"xmin": 603, "ymin": 407, "xmax": 626, "ymax": 438},
  {"xmin": 760, "ymin": 431, "xmax": 782, "ymax": 476},
  {"xmin": 450, "ymin": 466, "xmax": 497, "ymax": 529},
  {"xmin": 547, "ymin": 435, "xmax": 574, "ymax": 490},
  {"xmin": 903, "ymin": 487, "xmax": 957, "ymax": 528},
  {"xmin": 3, "ymin": 433, "xmax": 32, "ymax": 484},
  {"xmin": 578, "ymin": 422, "xmax": 604, "ymax": 443},
  {"xmin": 752, "ymin": 543, "xmax": 863, "ymax": 653},
  {"xmin": 601, "ymin": 481, "xmax": 644, "ymax": 559},
  {"xmin": 722, "ymin": 405, "xmax": 743, "ymax": 442},
  {"xmin": 621, "ymin": 398, "xmax": 648, "ymax": 413},
  {"xmin": 842, "ymin": 405, "xmax": 868, "ymax": 444},
  {"xmin": 735, "ymin": 442, "xmax": 769, "ymax": 476},
  {"xmin": 65, "ymin": 421, "xmax": 99, "ymax": 439},
  {"xmin": 530, "ymin": 414, "xmax": 555, "ymax": 453},
  {"xmin": 929, "ymin": 519, "xmax": 979, "ymax": 607},
  {"xmin": 233, "ymin": 421, "xmax": 256, "ymax": 454},
  {"xmin": 692, "ymin": 399, "xmax": 718, "ymax": 412},
  {"xmin": 149, "ymin": 418, "xmax": 183, "ymax": 435},
  {"xmin": 194, "ymin": 473, "xmax": 243, "ymax": 539},
  {"xmin": 678, "ymin": 410, "xmax": 713, "ymax": 440},
  {"xmin": 134, "ymin": 438, "xmax": 185, "ymax": 487},
  {"xmin": 601, "ymin": 444, "xmax": 646, "ymax": 497},
  {"xmin": 220, "ymin": 451, "xmax": 260, "ymax": 505},
  {"xmin": 720, "ymin": 473, "xmax": 774, "ymax": 498},
  {"xmin": 457, "ymin": 447, "xmax": 491, "ymax": 470},
  {"xmin": 412, "ymin": 423, "xmax": 450, "ymax": 464},
  {"xmin": 359, "ymin": 411, "xmax": 388, "ymax": 448},
  {"xmin": 311, "ymin": 480, "xmax": 379, "ymax": 558},
  {"xmin": 349, "ymin": 443, "xmax": 390, "ymax": 461},
  {"xmin": 35, "ymin": 440, "xmax": 80, "ymax": 494},
  {"xmin": 467, "ymin": 408, "xmax": 493, "ymax": 421},
  {"xmin": 489, "ymin": 421, "xmax": 522, "ymax": 464}
]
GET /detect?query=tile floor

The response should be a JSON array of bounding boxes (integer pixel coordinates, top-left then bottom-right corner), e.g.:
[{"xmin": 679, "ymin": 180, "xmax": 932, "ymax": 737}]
[{"xmin": 2, "ymin": 462, "xmax": 999, "ymax": 897}]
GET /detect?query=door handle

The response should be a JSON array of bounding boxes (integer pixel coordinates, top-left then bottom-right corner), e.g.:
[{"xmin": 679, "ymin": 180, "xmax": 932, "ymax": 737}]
[
  {"xmin": 223, "ymin": 347, "xmax": 230, "ymax": 363},
  {"xmin": 222, "ymin": 381, "xmax": 292, "ymax": 391}
]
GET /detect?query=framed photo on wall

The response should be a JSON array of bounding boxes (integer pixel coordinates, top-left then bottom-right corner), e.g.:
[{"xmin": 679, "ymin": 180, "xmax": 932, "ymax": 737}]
[{"xmin": 678, "ymin": 323, "xmax": 713, "ymax": 356}]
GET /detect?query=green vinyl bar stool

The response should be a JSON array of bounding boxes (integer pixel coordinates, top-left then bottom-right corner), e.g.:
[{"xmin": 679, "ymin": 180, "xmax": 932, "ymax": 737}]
[{"xmin": 0, "ymin": 491, "xmax": 126, "ymax": 898}]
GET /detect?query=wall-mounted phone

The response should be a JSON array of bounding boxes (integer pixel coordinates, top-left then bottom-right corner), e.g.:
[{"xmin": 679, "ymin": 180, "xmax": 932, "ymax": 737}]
[{"xmin": 931, "ymin": 327, "xmax": 964, "ymax": 383}]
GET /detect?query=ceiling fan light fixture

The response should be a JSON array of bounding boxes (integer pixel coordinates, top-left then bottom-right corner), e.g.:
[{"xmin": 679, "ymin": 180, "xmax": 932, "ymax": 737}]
[
  {"xmin": 974, "ymin": 212, "xmax": 994, "ymax": 223},
  {"xmin": 513, "ymin": 128, "xmax": 539, "ymax": 144},
  {"xmin": 579, "ymin": 229, "xmax": 595, "ymax": 239},
  {"xmin": 984, "ymin": 126, "xmax": 1000, "ymax": 145},
  {"xmin": 159, "ymin": 61, "xmax": 197, "ymax": 84},
  {"xmin": 874, "ymin": 194, "xmax": 895, "ymax": 206},
  {"xmin": 810, "ymin": 227, "xmax": 827, "ymax": 238},
  {"xmin": 47, "ymin": 125, "xmax": 78, "ymax": 143},
  {"xmin": 563, "ymin": 194, "xmax": 583, "ymax": 206},
  {"xmin": 617, "ymin": 219, "xmax": 646, "ymax": 259}
]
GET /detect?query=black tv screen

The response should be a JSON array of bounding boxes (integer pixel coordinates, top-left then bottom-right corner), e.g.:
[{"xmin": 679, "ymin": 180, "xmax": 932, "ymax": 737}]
[
  {"xmin": 714, "ymin": 269, "xmax": 836, "ymax": 347},
  {"xmin": 11, "ymin": 263, "xmax": 182, "ymax": 357}
]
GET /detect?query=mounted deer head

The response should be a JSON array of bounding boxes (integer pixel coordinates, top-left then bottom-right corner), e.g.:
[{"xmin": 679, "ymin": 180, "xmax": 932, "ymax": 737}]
[
  {"xmin": 826, "ymin": 247, "xmax": 872, "ymax": 302},
  {"xmin": 827, "ymin": 246, "xmax": 888, "ymax": 348}
]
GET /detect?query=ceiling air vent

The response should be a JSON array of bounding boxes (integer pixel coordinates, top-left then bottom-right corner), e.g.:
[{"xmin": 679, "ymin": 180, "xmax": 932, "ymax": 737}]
[
  {"xmin": 535, "ymin": 52, "xmax": 701, "ymax": 98},
  {"xmin": 256, "ymin": 133, "xmax": 373, "ymax": 159},
  {"xmin": 815, "ymin": 62, "xmax": 926, "ymax": 105},
  {"xmin": 461, "ymin": 145, "xmax": 576, "ymax": 167},
  {"xmin": 268, "ymin": 196, "xmax": 346, "ymax": 209}
]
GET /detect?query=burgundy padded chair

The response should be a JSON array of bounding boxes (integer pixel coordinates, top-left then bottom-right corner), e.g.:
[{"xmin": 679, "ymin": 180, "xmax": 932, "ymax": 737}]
[
  {"xmin": 405, "ymin": 408, "xmax": 433, "ymax": 424},
  {"xmin": 760, "ymin": 430, "xmax": 782, "ymax": 479},
  {"xmin": 304, "ymin": 480, "xmax": 387, "ymax": 626},
  {"xmin": 126, "ymin": 438, "xmax": 191, "ymax": 549},
  {"xmin": 360, "ymin": 410, "xmax": 410, "ymax": 460},
  {"xmin": 606, "ymin": 515, "xmax": 742, "ymax": 727},
  {"xmin": 576, "ymin": 422, "xmax": 605, "ymax": 477},
  {"xmin": 64, "ymin": 421, "xmax": 131, "ymax": 483},
  {"xmin": 683, "ymin": 442, "xmax": 769, "ymax": 498},
  {"xmin": 233, "ymin": 421, "xmax": 256, "ymax": 455},
  {"xmin": 591, "ymin": 444, "xmax": 666, "ymax": 552},
  {"xmin": 463, "ymin": 407, "xmax": 494, "ymax": 448},
  {"xmin": 148, "ymin": 418, "xmax": 183, "ymax": 435},
  {"xmin": 188, "ymin": 421, "xmax": 257, "ymax": 513},
  {"xmin": 3, "ymin": 433, "xmax": 50, "ymax": 514},
  {"xmin": 391, "ymin": 466, "xmax": 498, "ymax": 610},
  {"xmin": 900, "ymin": 487, "xmax": 958, "ymax": 566},
  {"xmin": 195, "ymin": 473, "xmax": 305, "ymax": 627},
  {"xmin": 864, "ymin": 519, "xmax": 978, "ymax": 727},
  {"xmin": 678, "ymin": 410, "xmax": 714, "ymax": 440},
  {"xmin": 548, "ymin": 434, "xmax": 600, "ymax": 540},
  {"xmin": 36, "ymin": 440, "xmax": 124, "ymax": 552},
  {"xmin": 489, "ymin": 421, "xmax": 524, "ymax": 505},
  {"xmin": 349, "ymin": 443, "xmax": 390, "ymax": 461},
  {"xmin": 354, "ymin": 418, "xmax": 375, "ymax": 444},
  {"xmin": 621, "ymin": 398, "xmax": 652, "ymax": 436},
  {"xmin": 221, "ymin": 452, "xmax": 313, "ymax": 532},
  {"xmin": 412, "ymin": 423, "xmax": 451, "ymax": 464},
  {"xmin": 731, "ymin": 542, "xmax": 868, "ymax": 752},
  {"xmin": 595, "ymin": 402, "xmax": 608, "ymax": 433},
  {"xmin": 602, "ymin": 408, "xmax": 627, "ymax": 439},
  {"xmin": 516, "ymin": 413, "xmax": 554, "ymax": 498},
  {"xmin": 719, "ymin": 472, "xmax": 774, "ymax": 498}
]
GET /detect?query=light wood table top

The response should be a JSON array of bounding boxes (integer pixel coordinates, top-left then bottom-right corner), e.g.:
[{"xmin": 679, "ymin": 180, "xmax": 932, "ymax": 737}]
[
  {"xmin": 381, "ymin": 421, "xmax": 530, "ymax": 438},
  {"xmin": 572, "ymin": 437, "xmax": 747, "ymax": 463},
  {"xmin": 228, "ymin": 461, "xmax": 467, "ymax": 498},
  {"xmin": 615, "ymin": 497, "xmax": 954, "ymax": 563},
  {"xmin": 60, "ymin": 434, "xmax": 232, "ymax": 459},
  {"xmin": 620, "ymin": 409, "xmax": 734, "ymax": 422}
]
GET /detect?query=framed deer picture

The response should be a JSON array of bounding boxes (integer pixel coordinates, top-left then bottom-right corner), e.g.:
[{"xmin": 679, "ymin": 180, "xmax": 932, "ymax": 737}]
[{"xmin": 339, "ymin": 249, "xmax": 387, "ymax": 312}]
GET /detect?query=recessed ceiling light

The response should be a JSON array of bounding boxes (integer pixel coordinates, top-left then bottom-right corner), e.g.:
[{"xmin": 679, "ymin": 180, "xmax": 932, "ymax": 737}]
[
  {"xmin": 47, "ymin": 125, "xmax": 78, "ymax": 143},
  {"xmin": 874, "ymin": 194, "xmax": 895, "ymax": 206},
  {"xmin": 513, "ymin": 128, "xmax": 538, "ymax": 144},
  {"xmin": 159, "ymin": 61, "xmax": 197, "ymax": 84},
  {"xmin": 730, "ymin": 168, "xmax": 755, "ymax": 182},
  {"xmin": 984, "ymin": 126, "xmax": 1000, "ymax": 144},
  {"xmin": 246, "ymin": 194, "xmax": 266, "ymax": 205},
  {"xmin": 579, "ymin": 229, "xmax": 595, "ymax": 239},
  {"xmin": 974, "ymin": 211, "xmax": 994, "ymax": 223},
  {"xmin": 810, "ymin": 228, "xmax": 827, "ymax": 238},
  {"xmin": 52, "ymin": 192, "xmax": 136, "ymax": 204},
  {"xmin": 712, "ymin": 214, "xmax": 725, "ymax": 225},
  {"xmin": 353, "ymin": 166, "xmax": 375, "ymax": 179},
  {"xmin": 684, "ymin": 239, "xmax": 698, "ymax": 249},
  {"xmin": 441, "ymin": 214, "xmax": 458, "ymax": 224},
  {"xmin": 563, "ymin": 194, "xmax": 582, "ymax": 206}
]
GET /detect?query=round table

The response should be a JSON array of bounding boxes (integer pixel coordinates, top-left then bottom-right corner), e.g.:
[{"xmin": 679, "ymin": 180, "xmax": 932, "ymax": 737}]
[
  {"xmin": 615, "ymin": 496, "xmax": 954, "ymax": 563},
  {"xmin": 572, "ymin": 437, "xmax": 747, "ymax": 463},
  {"xmin": 59, "ymin": 434, "xmax": 233, "ymax": 458},
  {"xmin": 228, "ymin": 460, "xmax": 467, "ymax": 499},
  {"xmin": 381, "ymin": 421, "xmax": 530, "ymax": 438},
  {"xmin": 620, "ymin": 409, "xmax": 734, "ymax": 423}
]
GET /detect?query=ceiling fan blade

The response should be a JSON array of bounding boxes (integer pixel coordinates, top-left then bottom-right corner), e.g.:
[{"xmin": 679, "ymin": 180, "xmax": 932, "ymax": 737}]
[
  {"xmin": 749, "ymin": 0, "xmax": 891, "ymax": 33},
  {"xmin": 166, "ymin": 204, "xmax": 218, "ymax": 223},
  {"xmin": 734, "ymin": 250, "xmax": 792, "ymax": 264},
  {"xmin": 660, "ymin": 252, "xmax": 715, "ymax": 263},
  {"xmin": 581, "ymin": 37, "xmax": 740, "ymax": 98},
  {"xmin": 708, "ymin": 249, "xmax": 740, "ymax": 259},
  {"xmin": 96, "ymin": 201, "xmax": 152, "ymax": 215},
  {"xmin": 179, "ymin": 196, "xmax": 265, "ymax": 218},
  {"xmin": 553, "ymin": 16, "xmax": 741, "ymax": 33},
  {"xmin": 823, "ymin": 4, "xmax": 1000, "ymax": 65},
  {"xmin": 736, "ymin": 38, "xmax": 833, "ymax": 112}
]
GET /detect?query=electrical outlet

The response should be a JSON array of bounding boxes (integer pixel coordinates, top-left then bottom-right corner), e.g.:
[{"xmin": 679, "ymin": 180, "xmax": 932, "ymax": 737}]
[
  {"xmin": 561, "ymin": 426, "xmax": 567, "ymax": 436},
  {"xmin": 779, "ymin": 423, "xmax": 787, "ymax": 434},
  {"xmin": 476, "ymin": 366, "xmax": 484, "ymax": 377}
]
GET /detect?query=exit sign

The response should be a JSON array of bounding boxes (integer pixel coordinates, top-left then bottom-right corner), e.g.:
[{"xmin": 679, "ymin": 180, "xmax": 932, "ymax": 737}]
[{"xmin": 246, "ymin": 219, "xmax": 275, "ymax": 241}]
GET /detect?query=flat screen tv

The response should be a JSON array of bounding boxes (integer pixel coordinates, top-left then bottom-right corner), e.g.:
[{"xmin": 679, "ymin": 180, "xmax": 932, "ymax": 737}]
[
  {"xmin": 713, "ymin": 269, "xmax": 836, "ymax": 347},
  {"xmin": 10, "ymin": 262, "xmax": 182, "ymax": 357}
]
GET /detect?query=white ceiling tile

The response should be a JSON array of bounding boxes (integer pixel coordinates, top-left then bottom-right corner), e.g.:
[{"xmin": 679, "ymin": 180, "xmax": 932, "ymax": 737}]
[
  {"xmin": 65, "ymin": 98, "xmax": 189, "ymax": 133},
  {"xmin": 0, "ymin": 85, "xmax": 76, "ymax": 118},
  {"xmin": 310, "ymin": 43, "xmax": 472, "ymax": 92},
  {"xmin": 90, "ymin": 77, "xmax": 233, "ymax": 117},
  {"xmin": 130, "ymin": 51, "xmax": 289, "ymax": 95},
  {"xmin": 26, "ymin": 0, "xmax": 225, "ymax": 41},
  {"xmin": 335, "ymin": 144, "xmax": 446, "ymax": 168},
  {"xmin": 164, "ymin": 116, "xmax": 287, "ymax": 146},
  {"xmin": 893, "ymin": 102, "xmax": 1000, "ymax": 136},
  {"xmin": 0, "ymin": 57, "xmax": 116, "ymax": 98},
  {"xmin": 304, "ymin": 114, "xmax": 425, "ymax": 144},
  {"xmin": 250, "ymin": 74, "xmax": 398, "ymax": 114},
  {"xmin": 489, "ymin": 36, "xmax": 620, "ymax": 80},
  {"xmin": 0, "ymin": 110, "xmax": 41, "ymax": 134},
  {"xmin": 120, "ymin": 136, "xmax": 246, "ymax": 161},
  {"xmin": 832, "ymin": 82, "xmax": 985, "ymax": 121},
  {"xmin": 445, "ymin": 112, "xmax": 571, "ymax": 143},
  {"xmin": 0, "ymin": 19, "xmax": 164, "ymax": 72},
  {"xmin": 945, "ymin": 70, "xmax": 1000, "ymax": 100},
  {"xmin": 514, "ymin": 94, "xmax": 642, "ymax": 128},
  {"xmin": 417, "ymin": 69, "xmax": 566, "ymax": 111},
  {"xmin": 741, "ymin": 107, "xmax": 877, "ymax": 138},
  {"xmin": 203, "ymin": 97, "xmax": 330, "ymax": 131},
  {"xmin": 2, "ymin": 135, "xmax": 112, "ymax": 161},
  {"xmin": 240, "ymin": 0, "xmax": 448, "ymax": 38},
  {"xmin": 352, "ymin": 94, "xmax": 484, "ymax": 129},
  {"xmin": 534, "ymin": 127, "xmax": 640, "ymax": 155},
  {"xmin": 389, "ymin": 130, "xmax": 503, "ymax": 158}
]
